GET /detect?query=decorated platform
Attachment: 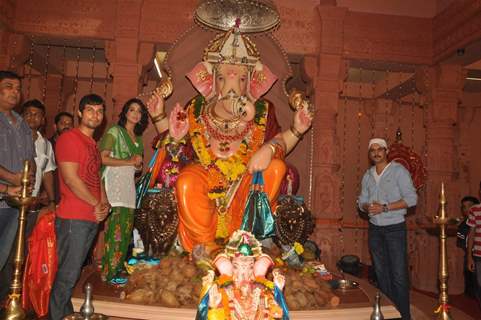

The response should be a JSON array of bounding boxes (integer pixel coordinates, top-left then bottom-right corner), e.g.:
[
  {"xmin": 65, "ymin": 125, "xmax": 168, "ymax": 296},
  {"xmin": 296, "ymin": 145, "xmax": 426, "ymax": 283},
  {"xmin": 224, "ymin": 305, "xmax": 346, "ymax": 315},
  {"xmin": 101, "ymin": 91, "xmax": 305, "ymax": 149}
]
[{"xmin": 71, "ymin": 265, "xmax": 400, "ymax": 320}]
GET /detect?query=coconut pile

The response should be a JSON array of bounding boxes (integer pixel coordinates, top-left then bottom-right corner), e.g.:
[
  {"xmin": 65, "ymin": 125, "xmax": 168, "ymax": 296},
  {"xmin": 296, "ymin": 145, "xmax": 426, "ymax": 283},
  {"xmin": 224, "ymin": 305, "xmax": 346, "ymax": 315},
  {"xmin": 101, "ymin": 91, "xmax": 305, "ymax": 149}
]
[
  {"xmin": 121, "ymin": 256, "xmax": 202, "ymax": 308},
  {"xmin": 121, "ymin": 256, "xmax": 340, "ymax": 311},
  {"xmin": 283, "ymin": 269, "xmax": 340, "ymax": 310}
]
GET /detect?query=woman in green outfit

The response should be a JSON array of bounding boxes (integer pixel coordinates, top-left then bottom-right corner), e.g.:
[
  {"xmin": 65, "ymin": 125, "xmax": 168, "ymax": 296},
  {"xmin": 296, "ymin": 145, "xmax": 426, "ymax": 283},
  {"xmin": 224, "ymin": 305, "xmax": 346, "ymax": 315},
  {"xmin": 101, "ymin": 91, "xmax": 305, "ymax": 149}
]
[{"xmin": 100, "ymin": 98, "xmax": 148, "ymax": 282}]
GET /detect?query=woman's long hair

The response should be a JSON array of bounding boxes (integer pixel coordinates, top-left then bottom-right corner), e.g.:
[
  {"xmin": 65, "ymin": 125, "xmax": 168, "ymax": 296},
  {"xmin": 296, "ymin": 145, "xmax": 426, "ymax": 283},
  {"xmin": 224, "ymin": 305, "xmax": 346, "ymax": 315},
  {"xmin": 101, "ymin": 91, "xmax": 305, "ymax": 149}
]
[{"xmin": 118, "ymin": 98, "xmax": 149, "ymax": 136}]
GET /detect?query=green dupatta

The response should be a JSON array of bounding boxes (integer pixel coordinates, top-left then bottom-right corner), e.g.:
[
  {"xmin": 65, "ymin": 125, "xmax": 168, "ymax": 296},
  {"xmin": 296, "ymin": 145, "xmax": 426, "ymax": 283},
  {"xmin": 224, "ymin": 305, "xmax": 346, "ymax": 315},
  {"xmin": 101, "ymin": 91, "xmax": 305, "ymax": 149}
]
[{"xmin": 100, "ymin": 125, "xmax": 143, "ymax": 165}]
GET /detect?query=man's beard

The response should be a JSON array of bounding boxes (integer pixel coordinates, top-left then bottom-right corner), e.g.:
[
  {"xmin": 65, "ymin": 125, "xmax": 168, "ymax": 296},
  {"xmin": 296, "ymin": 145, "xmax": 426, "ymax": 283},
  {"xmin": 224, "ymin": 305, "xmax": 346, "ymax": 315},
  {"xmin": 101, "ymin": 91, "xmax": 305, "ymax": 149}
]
[
  {"xmin": 83, "ymin": 120, "xmax": 101, "ymax": 130},
  {"xmin": 58, "ymin": 127, "xmax": 71, "ymax": 135}
]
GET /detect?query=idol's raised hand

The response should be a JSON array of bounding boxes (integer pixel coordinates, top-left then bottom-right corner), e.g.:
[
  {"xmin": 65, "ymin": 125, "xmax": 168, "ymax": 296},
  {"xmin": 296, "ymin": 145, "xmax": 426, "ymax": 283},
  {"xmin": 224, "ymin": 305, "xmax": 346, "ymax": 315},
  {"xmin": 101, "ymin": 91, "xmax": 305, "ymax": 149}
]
[
  {"xmin": 146, "ymin": 87, "xmax": 165, "ymax": 119},
  {"xmin": 168, "ymin": 103, "xmax": 189, "ymax": 141},
  {"xmin": 292, "ymin": 101, "xmax": 313, "ymax": 135}
]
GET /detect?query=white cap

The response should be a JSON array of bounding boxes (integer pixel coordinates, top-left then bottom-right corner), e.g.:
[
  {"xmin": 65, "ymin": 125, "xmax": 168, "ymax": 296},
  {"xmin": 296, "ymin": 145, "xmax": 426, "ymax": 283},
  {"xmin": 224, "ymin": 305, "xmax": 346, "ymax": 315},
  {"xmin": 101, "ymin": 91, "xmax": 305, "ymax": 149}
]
[{"xmin": 368, "ymin": 138, "xmax": 388, "ymax": 150}]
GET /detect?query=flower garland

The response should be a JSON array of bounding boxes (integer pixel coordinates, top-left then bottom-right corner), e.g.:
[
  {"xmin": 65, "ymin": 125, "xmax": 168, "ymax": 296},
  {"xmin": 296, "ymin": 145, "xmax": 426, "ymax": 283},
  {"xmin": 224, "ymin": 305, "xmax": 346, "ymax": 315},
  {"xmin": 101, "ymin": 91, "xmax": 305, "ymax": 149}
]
[{"xmin": 188, "ymin": 96, "xmax": 267, "ymax": 201}]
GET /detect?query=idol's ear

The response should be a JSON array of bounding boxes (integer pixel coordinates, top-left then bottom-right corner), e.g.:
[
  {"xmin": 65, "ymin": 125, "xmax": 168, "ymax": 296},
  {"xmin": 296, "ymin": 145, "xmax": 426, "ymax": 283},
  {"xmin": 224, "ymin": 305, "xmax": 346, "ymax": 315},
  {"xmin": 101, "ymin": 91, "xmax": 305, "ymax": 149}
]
[
  {"xmin": 248, "ymin": 62, "xmax": 277, "ymax": 101},
  {"xmin": 253, "ymin": 254, "xmax": 273, "ymax": 277},
  {"xmin": 213, "ymin": 254, "xmax": 233, "ymax": 276},
  {"xmin": 186, "ymin": 62, "xmax": 215, "ymax": 99}
]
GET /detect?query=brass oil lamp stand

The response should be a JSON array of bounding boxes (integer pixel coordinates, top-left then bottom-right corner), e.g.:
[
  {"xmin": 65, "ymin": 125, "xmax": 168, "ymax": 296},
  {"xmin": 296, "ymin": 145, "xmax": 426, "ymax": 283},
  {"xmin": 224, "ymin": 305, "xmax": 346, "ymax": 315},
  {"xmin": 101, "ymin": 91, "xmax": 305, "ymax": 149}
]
[
  {"xmin": 432, "ymin": 183, "xmax": 457, "ymax": 320},
  {"xmin": 3, "ymin": 160, "xmax": 35, "ymax": 320}
]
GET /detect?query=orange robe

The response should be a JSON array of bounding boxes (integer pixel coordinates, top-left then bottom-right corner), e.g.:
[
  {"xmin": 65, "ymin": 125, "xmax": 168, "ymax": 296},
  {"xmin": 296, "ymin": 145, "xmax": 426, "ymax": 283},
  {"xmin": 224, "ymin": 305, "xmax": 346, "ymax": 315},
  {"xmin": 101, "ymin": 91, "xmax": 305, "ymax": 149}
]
[{"xmin": 176, "ymin": 159, "xmax": 286, "ymax": 252}]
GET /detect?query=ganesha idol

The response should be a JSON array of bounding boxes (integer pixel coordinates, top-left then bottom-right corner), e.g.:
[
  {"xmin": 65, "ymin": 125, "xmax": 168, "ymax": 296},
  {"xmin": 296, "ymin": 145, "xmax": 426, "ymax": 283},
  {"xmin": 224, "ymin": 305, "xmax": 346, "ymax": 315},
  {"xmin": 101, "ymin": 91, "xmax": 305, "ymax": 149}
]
[
  {"xmin": 146, "ymin": 25, "xmax": 313, "ymax": 253},
  {"xmin": 197, "ymin": 230, "xmax": 289, "ymax": 320}
]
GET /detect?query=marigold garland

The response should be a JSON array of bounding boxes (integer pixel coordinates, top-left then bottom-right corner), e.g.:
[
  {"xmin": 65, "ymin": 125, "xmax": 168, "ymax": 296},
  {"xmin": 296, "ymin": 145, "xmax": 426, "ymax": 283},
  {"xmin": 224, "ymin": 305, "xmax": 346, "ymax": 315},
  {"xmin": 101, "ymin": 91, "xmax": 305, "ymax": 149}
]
[{"xmin": 188, "ymin": 96, "xmax": 268, "ymax": 201}]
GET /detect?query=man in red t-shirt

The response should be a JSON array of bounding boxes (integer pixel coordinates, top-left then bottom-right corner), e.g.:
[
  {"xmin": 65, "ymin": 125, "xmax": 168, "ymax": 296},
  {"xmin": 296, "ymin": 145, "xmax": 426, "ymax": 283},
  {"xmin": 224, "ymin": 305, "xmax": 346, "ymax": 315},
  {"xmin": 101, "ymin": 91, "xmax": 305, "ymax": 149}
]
[{"xmin": 49, "ymin": 94, "xmax": 110, "ymax": 320}]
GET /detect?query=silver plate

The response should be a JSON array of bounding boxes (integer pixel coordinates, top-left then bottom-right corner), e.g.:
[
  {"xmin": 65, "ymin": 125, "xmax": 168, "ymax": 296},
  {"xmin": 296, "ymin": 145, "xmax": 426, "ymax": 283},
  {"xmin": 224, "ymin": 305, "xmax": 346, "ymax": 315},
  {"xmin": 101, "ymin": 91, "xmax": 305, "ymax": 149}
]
[
  {"xmin": 194, "ymin": 0, "xmax": 280, "ymax": 33},
  {"xmin": 329, "ymin": 279, "xmax": 360, "ymax": 290}
]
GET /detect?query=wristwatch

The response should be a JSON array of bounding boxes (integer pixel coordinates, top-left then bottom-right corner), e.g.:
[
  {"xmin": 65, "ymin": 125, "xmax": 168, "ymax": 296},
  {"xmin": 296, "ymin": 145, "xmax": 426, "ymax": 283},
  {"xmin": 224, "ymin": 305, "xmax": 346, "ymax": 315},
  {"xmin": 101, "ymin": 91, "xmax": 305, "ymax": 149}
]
[{"xmin": 382, "ymin": 204, "xmax": 389, "ymax": 213}]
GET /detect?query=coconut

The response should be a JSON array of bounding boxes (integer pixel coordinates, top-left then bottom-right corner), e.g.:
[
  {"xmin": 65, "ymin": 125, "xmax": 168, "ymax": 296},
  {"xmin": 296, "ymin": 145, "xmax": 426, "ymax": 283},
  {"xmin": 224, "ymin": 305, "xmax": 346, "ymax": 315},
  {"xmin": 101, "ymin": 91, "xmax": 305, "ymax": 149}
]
[{"xmin": 160, "ymin": 290, "xmax": 180, "ymax": 308}]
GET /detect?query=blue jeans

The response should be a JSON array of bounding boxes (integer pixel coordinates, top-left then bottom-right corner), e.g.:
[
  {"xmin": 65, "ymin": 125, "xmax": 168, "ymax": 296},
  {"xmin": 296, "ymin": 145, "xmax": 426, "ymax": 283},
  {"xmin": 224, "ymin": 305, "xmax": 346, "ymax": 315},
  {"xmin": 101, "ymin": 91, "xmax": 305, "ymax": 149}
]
[
  {"xmin": 0, "ymin": 208, "xmax": 39, "ymax": 300},
  {"xmin": 0, "ymin": 208, "xmax": 19, "ymax": 271},
  {"xmin": 48, "ymin": 218, "xmax": 98, "ymax": 320},
  {"xmin": 474, "ymin": 256, "xmax": 481, "ymax": 309},
  {"xmin": 0, "ymin": 207, "xmax": 19, "ymax": 300},
  {"xmin": 369, "ymin": 221, "xmax": 411, "ymax": 320}
]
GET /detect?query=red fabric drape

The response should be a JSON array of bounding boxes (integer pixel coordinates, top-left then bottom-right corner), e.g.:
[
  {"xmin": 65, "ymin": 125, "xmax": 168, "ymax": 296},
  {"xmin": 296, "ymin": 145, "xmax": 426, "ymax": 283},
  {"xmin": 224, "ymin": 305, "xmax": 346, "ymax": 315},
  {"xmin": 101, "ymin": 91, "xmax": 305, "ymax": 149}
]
[{"xmin": 22, "ymin": 211, "xmax": 57, "ymax": 317}]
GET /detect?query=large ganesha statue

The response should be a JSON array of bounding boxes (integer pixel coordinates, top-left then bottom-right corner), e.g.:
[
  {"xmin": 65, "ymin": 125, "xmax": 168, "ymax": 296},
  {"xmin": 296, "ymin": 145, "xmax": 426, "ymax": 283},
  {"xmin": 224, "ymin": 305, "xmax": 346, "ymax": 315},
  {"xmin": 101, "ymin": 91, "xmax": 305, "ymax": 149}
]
[{"xmin": 145, "ymin": 25, "xmax": 312, "ymax": 253}]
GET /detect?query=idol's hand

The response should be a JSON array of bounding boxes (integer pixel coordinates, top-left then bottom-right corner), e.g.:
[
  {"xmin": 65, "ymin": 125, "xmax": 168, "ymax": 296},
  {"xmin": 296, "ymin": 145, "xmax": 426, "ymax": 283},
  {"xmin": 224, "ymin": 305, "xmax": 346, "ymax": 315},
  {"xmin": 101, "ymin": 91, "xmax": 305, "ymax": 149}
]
[
  {"xmin": 208, "ymin": 284, "xmax": 222, "ymax": 308},
  {"xmin": 292, "ymin": 101, "xmax": 313, "ymax": 135},
  {"xmin": 202, "ymin": 270, "xmax": 215, "ymax": 288},
  {"xmin": 273, "ymin": 269, "xmax": 285, "ymax": 290},
  {"xmin": 247, "ymin": 145, "xmax": 273, "ymax": 173},
  {"xmin": 168, "ymin": 103, "xmax": 189, "ymax": 141},
  {"xmin": 239, "ymin": 98, "xmax": 256, "ymax": 122},
  {"xmin": 146, "ymin": 87, "xmax": 165, "ymax": 118}
]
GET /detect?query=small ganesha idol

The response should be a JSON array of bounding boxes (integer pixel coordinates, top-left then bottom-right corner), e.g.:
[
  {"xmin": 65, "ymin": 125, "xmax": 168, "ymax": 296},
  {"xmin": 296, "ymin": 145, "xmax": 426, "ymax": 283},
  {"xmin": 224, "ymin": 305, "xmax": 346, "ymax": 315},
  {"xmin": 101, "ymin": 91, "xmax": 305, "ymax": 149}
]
[{"xmin": 196, "ymin": 230, "xmax": 289, "ymax": 320}]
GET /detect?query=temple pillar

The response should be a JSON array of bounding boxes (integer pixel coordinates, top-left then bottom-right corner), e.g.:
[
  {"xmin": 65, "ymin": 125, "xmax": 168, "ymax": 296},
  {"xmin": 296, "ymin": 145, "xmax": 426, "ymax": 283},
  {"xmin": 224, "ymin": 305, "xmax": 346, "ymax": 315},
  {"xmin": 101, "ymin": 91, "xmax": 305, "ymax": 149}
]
[
  {"xmin": 306, "ymin": 3, "xmax": 346, "ymax": 270},
  {"xmin": 106, "ymin": 0, "xmax": 154, "ymax": 115},
  {"xmin": 457, "ymin": 105, "xmax": 477, "ymax": 198},
  {"xmin": 43, "ymin": 74, "xmax": 63, "ymax": 137},
  {"xmin": 413, "ymin": 64, "xmax": 465, "ymax": 294}
]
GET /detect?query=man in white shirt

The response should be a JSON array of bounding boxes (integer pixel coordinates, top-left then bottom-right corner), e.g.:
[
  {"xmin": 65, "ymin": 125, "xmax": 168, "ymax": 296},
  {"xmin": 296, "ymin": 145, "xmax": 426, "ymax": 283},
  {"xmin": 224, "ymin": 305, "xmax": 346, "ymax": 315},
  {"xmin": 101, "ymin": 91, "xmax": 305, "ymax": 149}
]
[{"xmin": 21, "ymin": 99, "xmax": 56, "ymax": 217}]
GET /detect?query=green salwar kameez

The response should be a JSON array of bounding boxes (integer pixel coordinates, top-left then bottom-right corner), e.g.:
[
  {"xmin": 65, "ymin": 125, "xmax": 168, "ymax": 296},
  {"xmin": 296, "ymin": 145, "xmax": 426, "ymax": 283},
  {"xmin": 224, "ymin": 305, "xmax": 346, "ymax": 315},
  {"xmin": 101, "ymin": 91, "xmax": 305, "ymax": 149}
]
[{"xmin": 100, "ymin": 125, "xmax": 143, "ymax": 281}]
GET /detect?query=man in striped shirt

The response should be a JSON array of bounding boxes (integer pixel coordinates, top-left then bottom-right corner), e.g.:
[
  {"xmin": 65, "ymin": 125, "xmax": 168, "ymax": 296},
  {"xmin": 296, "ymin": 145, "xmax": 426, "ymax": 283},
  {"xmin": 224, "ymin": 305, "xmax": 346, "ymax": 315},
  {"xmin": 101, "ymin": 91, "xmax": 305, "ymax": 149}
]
[{"xmin": 467, "ymin": 181, "xmax": 481, "ymax": 306}]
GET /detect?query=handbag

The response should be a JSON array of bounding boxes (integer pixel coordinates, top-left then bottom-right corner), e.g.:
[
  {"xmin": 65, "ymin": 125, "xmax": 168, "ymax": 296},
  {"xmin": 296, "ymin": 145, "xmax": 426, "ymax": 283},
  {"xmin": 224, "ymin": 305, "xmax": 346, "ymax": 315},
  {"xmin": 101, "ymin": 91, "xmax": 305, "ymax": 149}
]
[{"xmin": 240, "ymin": 171, "xmax": 276, "ymax": 240}]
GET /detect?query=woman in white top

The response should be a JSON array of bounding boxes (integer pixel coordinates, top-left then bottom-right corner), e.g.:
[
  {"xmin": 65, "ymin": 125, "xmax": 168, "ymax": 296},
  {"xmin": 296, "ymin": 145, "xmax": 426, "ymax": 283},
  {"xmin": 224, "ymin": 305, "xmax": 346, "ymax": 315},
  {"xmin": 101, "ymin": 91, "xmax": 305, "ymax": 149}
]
[{"xmin": 99, "ymin": 98, "xmax": 148, "ymax": 282}]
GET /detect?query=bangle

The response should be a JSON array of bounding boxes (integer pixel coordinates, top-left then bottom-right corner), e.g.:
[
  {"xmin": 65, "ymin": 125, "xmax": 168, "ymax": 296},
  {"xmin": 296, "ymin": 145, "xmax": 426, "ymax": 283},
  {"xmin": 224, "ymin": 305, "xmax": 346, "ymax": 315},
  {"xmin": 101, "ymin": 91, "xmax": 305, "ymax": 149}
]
[
  {"xmin": 151, "ymin": 113, "xmax": 166, "ymax": 122},
  {"xmin": 153, "ymin": 116, "xmax": 166, "ymax": 124},
  {"xmin": 289, "ymin": 126, "xmax": 303, "ymax": 140},
  {"xmin": 266, "ymin": 143, "xmax": 276, "ymax": 156}
]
